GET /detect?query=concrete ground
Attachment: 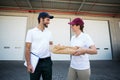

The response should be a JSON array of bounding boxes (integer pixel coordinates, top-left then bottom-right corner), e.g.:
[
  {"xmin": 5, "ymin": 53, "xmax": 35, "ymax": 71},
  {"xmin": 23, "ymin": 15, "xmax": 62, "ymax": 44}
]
[{"xmin": 0, "ymin": 60, "xmax": 120, "ymax": 80}]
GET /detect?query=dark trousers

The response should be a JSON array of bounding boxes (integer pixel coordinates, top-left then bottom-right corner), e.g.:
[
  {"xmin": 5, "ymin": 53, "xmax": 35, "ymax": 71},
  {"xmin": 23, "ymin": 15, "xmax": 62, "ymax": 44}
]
[{"xmin": 30, "ymin": 57, "xmax": 52, "ymax": 80}]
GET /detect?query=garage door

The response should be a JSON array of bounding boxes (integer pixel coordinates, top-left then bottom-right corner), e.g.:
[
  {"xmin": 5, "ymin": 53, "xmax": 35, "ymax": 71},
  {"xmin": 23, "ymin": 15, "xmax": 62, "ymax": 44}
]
[
  {"xmin": 0, "ymin": 16, "xmax": 27, "ymax": 60},
  {"xmin": 48, "ymin": 18, "xmax": 70, "ymax": 61},
  {"xmin": 84, "ymin": 20, "xmax": 112, "ymax": 60}
]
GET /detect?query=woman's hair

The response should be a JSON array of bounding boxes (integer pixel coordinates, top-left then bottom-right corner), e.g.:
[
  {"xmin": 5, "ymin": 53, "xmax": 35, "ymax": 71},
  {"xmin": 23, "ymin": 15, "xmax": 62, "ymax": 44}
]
[{"xmin": 76, "ymin": 24, "xmax": 84, "ymax": 32}]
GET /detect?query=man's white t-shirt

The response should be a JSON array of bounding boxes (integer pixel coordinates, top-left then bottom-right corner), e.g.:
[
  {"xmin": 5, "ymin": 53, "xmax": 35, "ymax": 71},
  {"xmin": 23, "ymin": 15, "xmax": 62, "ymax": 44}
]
[
  {"xmin": 26, "ymin": 27, "xmax": 52, "ymax": 58},
  {"xmin": 70, "ymin": 32, "xmax": 94, "ymax": 70}
]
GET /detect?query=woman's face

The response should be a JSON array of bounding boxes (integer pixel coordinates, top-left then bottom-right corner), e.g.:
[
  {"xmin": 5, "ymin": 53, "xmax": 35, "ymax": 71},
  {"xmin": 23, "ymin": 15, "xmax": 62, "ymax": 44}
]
[{"xmin": 70, "ymin": 24, "xmax": 80, "ymax": 32}]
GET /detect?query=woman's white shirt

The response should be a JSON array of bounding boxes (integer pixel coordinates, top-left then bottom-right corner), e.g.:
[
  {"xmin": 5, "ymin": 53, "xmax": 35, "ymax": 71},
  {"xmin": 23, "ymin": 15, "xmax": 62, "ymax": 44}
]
[{"xmin": 70, "ymin": 32, "xmax": 94, "ymax": 70}]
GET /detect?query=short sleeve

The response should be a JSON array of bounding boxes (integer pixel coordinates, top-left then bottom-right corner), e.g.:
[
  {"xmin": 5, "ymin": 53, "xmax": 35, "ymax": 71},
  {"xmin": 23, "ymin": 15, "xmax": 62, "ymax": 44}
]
[
  {"xmin": 85, "ymin": 34, "xmax": 95, "ymax": 48},
  {"xmin": 25, "ymin": 30, "xmax": 32, "ymax": 43}
]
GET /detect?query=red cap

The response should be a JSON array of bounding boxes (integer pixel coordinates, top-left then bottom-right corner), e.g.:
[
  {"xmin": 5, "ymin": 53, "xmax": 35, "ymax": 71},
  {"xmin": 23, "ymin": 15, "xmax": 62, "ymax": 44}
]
[{"xmin": 68, "ymin": 18, "xmax": 84, "ymax": 26}]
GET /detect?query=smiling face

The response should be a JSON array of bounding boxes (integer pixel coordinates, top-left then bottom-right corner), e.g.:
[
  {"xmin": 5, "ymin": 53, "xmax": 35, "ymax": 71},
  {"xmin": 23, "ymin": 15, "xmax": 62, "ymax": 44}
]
[
  {"xmin": 40, "ymin": 17, "xmax": 50, "ymax": 28},
  {"xmin": 43, "ymin": 17, "xmax": 50, "ymax": 27}
]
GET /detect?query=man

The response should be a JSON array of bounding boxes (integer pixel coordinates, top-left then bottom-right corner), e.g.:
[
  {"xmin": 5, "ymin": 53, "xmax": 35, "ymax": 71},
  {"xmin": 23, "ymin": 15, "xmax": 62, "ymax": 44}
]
[{"xmin": 25, "ymin": 12, "xmax": 54, "ymax": 80}]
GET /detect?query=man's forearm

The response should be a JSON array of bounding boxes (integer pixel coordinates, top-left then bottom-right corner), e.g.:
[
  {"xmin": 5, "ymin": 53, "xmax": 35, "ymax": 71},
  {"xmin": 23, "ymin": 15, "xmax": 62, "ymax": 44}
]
[{"xmin": 25, "ymin": 48, "xmax": 31, "ymax": 66}]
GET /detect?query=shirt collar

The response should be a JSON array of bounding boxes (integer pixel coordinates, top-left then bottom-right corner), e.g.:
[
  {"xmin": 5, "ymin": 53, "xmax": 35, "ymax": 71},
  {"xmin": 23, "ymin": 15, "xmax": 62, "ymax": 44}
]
[
  {"xmin": 34, "ymin": 27, "xmax": 47, "ymax": 32},
  {"xmin": 74, "ymin": 32, "xmax": 83, "ymax": 38}
]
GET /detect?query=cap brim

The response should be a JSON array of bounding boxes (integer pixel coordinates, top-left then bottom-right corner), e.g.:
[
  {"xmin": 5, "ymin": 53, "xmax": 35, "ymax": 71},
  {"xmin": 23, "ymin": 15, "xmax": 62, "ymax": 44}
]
[
  {"xmin": 68, "ymin": 22, "xmax": 75, "ymax": 25},
  {"xmin": 49, "ymin": 16, "xmax": 54, "ymax": 19}
]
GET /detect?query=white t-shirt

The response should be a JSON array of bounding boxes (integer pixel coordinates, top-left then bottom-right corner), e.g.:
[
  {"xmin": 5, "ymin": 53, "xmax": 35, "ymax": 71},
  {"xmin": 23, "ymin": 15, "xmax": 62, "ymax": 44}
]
[
  {"xmin": 26, "ymin": 27, "xmax": 52, "ymax": 58},
  {"xmin": 70, "ymin": 32, "xmax": 94, "ymax": 70}
]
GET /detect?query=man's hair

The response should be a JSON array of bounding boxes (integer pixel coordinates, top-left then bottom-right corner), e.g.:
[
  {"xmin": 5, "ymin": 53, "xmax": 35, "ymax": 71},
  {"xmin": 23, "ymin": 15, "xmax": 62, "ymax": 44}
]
[{"xmin": 38, "ymin": 17, "xmax": 46, "ymax": 24}]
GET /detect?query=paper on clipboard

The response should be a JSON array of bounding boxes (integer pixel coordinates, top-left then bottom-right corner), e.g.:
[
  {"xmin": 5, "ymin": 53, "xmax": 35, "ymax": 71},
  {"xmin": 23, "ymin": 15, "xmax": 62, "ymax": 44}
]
[{"xmin": 24, "ymin": 53, "xmax": 39, "ymax": 73}]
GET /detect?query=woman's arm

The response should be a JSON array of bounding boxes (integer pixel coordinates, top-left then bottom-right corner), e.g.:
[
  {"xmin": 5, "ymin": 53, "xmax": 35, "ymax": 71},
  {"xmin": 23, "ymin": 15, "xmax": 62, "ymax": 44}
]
[
  {"xmin": 85, "ymin": 45, "xmax": 97, "ymax": 54},
  {"xmin": 72, "ymin": 45, "xmax": 97, "ymax": 56}
]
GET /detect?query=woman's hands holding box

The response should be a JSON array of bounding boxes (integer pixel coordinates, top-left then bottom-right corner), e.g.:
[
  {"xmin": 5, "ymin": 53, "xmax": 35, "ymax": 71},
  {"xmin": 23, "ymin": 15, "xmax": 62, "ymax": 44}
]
[{"xmin": 50, "ymin": 44, "xmax": 80, "ymax": 54}]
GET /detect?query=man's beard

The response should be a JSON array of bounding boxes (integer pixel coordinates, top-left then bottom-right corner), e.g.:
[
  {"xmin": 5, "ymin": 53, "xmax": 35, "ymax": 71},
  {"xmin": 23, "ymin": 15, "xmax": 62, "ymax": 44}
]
[{"xmin": 44, "ymin": 24, "xmax": 48, "ymax": 28}]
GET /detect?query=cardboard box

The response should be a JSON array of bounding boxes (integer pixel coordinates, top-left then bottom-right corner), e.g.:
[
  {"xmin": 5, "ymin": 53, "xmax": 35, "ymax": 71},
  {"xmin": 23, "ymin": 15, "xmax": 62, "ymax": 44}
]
[{"xmin": 51, "ymin": 45, "xmax": 78, "ymax": 54}]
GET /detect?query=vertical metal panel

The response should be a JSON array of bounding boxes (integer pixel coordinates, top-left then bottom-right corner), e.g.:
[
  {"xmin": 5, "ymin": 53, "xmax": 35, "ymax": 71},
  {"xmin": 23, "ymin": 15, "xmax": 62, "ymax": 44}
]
[{"xmin": 109, "ymin": 20, "xmax": 120, "ymax": 60}]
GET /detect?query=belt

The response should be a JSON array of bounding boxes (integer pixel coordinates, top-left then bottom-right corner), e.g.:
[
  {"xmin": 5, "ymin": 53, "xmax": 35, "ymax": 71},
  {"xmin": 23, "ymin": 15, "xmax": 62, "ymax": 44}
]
[
  {"xmin": 39, "ymin": 57, "xmax": 51, "ymax": 60},
  {"xmin": 31, "ymin": 52, "xmax": 51, "ymax": 60}
]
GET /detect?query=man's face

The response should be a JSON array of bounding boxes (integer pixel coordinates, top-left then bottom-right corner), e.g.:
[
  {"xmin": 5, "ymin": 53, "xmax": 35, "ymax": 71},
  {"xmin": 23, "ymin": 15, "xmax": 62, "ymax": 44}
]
[{"xmin": 43, "ymin": 17, "xmax": 50, "ymax": 28}]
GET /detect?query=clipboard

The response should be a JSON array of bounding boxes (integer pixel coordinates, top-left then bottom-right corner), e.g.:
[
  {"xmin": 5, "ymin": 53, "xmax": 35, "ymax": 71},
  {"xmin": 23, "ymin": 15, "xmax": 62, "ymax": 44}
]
[{"xmin": 24, "ymin": 53, "xmax": 39, "ymax": 73}]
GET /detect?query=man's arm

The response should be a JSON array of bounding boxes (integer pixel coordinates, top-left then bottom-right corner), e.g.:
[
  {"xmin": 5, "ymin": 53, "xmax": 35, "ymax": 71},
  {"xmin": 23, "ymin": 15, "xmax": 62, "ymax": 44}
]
[
  {"xmin": 25, "ymin": 42, "xmax": 33, "ymax": 73},
  {"xmin": 25, "ymin": 42, "xmax": 31, "ymax": 65}
]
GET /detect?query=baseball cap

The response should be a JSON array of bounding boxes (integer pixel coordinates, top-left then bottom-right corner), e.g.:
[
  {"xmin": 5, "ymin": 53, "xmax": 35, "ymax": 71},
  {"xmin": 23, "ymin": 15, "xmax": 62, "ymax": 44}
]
[
  {"xmin": 68, "ymin": 18, "xmax": 84, "ymax": 26},
  {"xmin": 38, "ymin": 12, "xmax": 54, "ymax": 19}
]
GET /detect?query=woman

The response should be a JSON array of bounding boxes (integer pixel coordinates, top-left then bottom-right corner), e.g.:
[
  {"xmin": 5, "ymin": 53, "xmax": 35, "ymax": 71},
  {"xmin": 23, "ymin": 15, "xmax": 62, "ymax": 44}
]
[{"xmin": 67, "ymin": 18, "xmax": 97, "ymax": 80}]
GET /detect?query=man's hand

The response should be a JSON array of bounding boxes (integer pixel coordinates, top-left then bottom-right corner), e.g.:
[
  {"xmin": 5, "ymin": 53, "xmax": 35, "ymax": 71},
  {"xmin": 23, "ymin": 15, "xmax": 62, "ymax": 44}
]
[{"xmin": 27, "ymin": 64, "xmax": 34, "ymax": 73}]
